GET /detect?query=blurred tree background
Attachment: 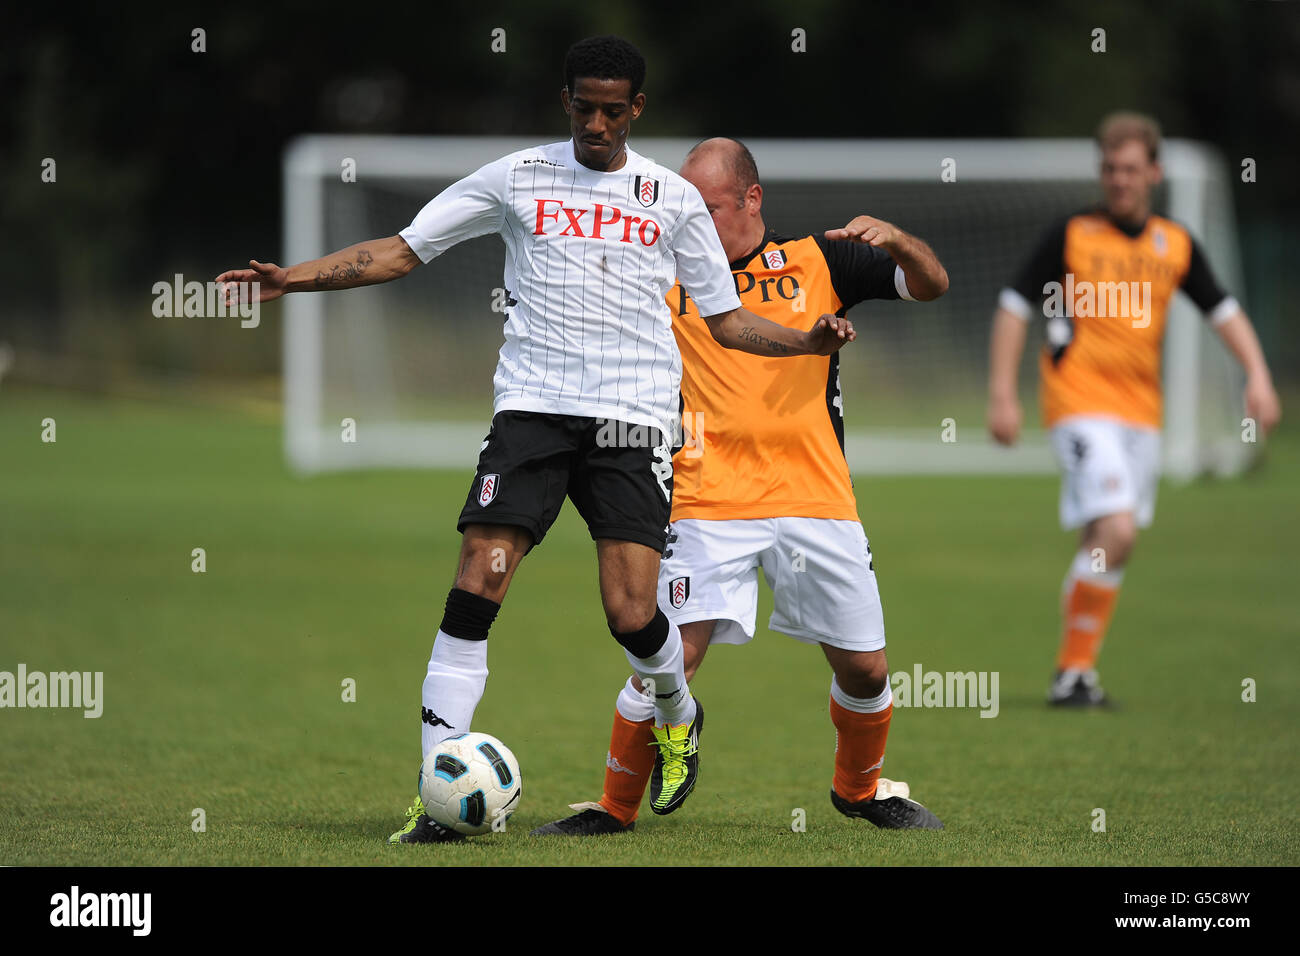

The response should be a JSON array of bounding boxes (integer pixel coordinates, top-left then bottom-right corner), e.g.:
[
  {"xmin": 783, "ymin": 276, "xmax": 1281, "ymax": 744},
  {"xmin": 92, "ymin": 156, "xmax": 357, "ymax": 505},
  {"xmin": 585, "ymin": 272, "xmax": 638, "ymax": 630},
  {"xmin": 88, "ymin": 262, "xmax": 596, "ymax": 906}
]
[{"xmin": 2, "ymin": 0, "xmax": 1296, "ymax": 391}]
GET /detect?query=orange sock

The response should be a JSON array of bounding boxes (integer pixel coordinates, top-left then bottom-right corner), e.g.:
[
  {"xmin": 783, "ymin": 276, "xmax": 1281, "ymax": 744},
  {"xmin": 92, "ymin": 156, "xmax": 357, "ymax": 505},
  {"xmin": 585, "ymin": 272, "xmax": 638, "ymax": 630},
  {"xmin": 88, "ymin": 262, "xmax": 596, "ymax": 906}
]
[
  {"xmin": 1057, "ymin": 577, "xmax": 1121, "ymax": 671},
  {"xmin": 598, "ymin": 710, "xmax": 657, "ymax": 824},
  {"xmin": 829, "ymin": 697, "xmax": 892, "ymax": 802}
]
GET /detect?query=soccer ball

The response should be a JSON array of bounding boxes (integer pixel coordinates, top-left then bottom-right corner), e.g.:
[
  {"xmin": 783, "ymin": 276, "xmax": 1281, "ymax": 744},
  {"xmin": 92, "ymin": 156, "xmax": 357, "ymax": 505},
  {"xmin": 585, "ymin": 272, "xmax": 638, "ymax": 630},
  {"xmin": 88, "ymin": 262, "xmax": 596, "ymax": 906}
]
[{"xmin": 420, "ymin": 732, "xmax": 522, "ymax": 836}]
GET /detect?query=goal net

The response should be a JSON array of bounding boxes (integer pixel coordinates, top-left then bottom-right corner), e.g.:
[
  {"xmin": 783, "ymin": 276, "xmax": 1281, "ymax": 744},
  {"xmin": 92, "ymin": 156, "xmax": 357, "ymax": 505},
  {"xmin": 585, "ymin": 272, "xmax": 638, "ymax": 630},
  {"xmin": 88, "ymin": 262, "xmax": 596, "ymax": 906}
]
[{"xmin": 282, "ymin": 136, "xmax": 1251, "ymax": 480}]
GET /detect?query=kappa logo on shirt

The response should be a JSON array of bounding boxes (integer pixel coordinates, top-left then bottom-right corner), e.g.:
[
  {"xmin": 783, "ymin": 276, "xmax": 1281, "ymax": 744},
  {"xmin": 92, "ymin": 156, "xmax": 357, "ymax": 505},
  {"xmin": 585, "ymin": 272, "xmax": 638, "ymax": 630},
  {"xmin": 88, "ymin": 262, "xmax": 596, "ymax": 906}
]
[
  {"xmin": 478, "ymin": 473, "xmax": 500, "ymax": 507},
  {"xmin": 761, "ymin": 249, "xmax": 787, "ymax": 270}
]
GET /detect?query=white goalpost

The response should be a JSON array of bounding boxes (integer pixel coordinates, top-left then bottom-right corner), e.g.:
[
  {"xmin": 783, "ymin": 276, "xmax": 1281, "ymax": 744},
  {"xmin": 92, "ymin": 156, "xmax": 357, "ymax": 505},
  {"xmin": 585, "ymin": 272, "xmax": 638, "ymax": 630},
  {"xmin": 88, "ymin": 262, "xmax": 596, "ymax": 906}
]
[{"xmin": 282, "ymin": 136, "xmax": 1251, "ymax": 480}]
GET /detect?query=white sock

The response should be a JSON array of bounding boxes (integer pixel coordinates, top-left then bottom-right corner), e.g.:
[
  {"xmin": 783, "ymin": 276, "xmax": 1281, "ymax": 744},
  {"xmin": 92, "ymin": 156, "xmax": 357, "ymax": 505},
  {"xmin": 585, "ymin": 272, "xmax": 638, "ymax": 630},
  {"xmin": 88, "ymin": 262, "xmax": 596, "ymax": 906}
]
[
  {"xmin": 625, "ymin": 617, "xmax": 696, "ymax": 726},
  {"xmin": 1065, "ymin": 548, "xmax": 1125, "ymax": 591},
  {"xmin": 831, "ymin": 675, "xmax": 892, "ymax": 714},
  {"xmin": 615, "ymin": 675, "xmax": 655, "ymax": 723},
  {"xmin": 421, "ymin": 630, "xmax": 489, "ymax": 759}
]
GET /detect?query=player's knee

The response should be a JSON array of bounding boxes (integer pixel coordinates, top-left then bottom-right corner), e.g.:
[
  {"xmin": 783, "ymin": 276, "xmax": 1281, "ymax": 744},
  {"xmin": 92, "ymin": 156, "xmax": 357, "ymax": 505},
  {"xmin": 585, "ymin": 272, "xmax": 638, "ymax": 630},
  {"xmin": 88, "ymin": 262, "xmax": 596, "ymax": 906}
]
[
  {"xmin": 835, "ymin": 651, "xmax": 889, "ymax": 698},
  {"xmin": 606, "ymin": 606, "xmax": 656, "ymax": 636},
  {"xmin": 1096, "ymin": 513, "xmax": 1138, "ymax": 567},
  {"xmin": 603, "ymin": 592, "xmax": 657, "ymax": 636},
  {"xmin": 610, "ymin": 606, "xmax": 667, "ymax": 658}
]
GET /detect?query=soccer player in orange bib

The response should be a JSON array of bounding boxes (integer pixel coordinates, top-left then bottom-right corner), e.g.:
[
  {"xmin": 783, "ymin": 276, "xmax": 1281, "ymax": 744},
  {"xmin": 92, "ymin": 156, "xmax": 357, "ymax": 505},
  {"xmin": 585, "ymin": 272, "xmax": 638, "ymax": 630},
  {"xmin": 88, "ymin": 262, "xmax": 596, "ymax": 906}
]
[
  {"xmin": 987, "ymin": 112, "xmax": 1281, "ymax": 707},
  {"xmin": 533, "ymin": 137, "xmax": 950, "ymax": 835}
]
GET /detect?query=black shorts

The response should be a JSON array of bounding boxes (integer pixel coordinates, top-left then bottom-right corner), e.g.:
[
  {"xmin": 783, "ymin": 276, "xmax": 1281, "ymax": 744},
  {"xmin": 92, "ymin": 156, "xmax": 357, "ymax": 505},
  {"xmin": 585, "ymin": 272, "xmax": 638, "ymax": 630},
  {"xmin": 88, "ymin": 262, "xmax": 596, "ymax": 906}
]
[{"xmin": 457, "ymin": 411, "xmax": 673, "ymax": 551}]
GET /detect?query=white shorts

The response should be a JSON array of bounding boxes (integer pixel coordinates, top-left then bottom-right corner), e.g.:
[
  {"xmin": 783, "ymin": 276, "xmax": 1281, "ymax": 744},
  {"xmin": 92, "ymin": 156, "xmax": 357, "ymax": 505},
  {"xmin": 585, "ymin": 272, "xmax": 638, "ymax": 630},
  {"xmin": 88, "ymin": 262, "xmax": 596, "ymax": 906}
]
[
  {"xmin": 1049, "ymin": 416, "xmax": 1161, "ymax": 530},
  {"xmin": 658, "ymin": 517, "xmax": 886, "ymax": 652}
]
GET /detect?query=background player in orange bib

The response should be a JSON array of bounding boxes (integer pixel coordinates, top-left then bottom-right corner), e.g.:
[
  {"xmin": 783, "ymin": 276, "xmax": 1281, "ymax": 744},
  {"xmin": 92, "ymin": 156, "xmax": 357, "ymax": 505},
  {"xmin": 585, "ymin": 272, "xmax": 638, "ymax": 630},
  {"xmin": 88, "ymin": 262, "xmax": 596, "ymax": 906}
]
[
  {"xmin": 987, "ymin": 112, "xmax": 1282, "ymax": 706},
  {"xmin": 533, "ymin": 137, "xmax": 950, "ymax": 835}
]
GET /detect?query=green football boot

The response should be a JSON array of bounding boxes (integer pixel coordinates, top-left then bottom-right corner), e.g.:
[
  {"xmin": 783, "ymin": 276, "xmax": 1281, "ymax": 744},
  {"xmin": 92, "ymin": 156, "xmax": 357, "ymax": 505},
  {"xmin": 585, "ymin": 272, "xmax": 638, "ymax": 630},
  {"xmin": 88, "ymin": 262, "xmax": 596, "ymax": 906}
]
[
  {"xmin": 649, "ymin": 699, "xmax": 703, "ymax": 815},
  {"xmin": 387, "ymin": 795, "xmax": 464, "ymax": 844}
]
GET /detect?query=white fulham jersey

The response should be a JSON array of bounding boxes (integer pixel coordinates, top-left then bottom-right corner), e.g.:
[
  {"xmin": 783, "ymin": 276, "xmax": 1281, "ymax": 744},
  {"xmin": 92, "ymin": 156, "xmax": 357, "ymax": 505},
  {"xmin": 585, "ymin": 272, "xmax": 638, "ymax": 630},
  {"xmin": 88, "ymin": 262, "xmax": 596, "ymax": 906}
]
[{"xmin": 400, "ymin": 140, "xmax": 741, "ymax": 432}]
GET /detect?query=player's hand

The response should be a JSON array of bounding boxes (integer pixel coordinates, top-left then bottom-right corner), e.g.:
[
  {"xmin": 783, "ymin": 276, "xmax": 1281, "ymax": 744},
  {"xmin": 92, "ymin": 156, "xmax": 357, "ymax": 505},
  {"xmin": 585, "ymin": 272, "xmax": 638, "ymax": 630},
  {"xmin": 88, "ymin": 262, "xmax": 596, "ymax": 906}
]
[
  {"xmin": 987, "ymin": 394, "xmax": 1022, "ymax": 446},
  {"xmin": 215, "ymin": 260, "xmax": 289, "ymax": 307},
  {"xmin": 1244, "ymin": 374, "xmax": 1281, "ymax": 436},
  {"xmin": 805, "ymin": 313, "xmax": 856, "ymax": 355},
  {"xmin": 824, "ymin": 215, "xmax": 902, "ymax": 250}
]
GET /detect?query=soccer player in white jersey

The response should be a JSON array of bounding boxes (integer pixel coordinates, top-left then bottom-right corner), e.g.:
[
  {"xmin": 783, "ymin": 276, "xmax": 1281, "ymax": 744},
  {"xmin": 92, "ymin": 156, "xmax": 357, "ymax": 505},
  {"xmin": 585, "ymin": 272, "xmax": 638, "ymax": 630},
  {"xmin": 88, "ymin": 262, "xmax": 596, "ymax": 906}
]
[{"xmin": 217, "ymin": 36, "xmax": 857, "ymax": 843}]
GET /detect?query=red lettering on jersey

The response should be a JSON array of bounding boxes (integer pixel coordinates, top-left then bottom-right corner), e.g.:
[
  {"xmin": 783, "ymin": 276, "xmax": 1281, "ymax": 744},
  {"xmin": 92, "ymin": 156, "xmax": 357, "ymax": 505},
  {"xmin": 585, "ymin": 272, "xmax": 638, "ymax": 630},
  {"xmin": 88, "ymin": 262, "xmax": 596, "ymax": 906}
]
[
  {"xmin": 534, "ymin": 199, "xmax": 563, "ymax": 235},
  {"xmin": 592, "ymin": 203, "xmax": 621, "ymax": 239},
  {"xmin": 561, "ymin": 206, "xmax": 588, "ymax": 237},
  {"xmin": 533, "ymin": 199, "xmax": 659, "ymax": 247}
]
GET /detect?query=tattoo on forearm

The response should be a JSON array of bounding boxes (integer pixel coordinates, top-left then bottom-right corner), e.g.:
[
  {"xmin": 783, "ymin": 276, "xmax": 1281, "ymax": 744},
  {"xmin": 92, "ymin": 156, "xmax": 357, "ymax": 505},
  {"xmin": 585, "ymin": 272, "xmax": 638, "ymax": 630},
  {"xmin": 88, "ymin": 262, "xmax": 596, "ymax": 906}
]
[
  {"xmin": 738, "ymin": 326, "xmax": 789, "ymax": 354},
  {"xmin": 315, "ymin": 250, "xmax": 374, "ymax": 288}
]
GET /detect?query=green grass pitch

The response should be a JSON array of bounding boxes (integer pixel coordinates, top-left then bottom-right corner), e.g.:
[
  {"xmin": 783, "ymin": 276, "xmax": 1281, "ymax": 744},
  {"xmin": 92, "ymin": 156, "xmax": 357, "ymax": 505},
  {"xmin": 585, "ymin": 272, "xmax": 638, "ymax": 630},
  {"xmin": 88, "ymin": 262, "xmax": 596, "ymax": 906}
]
[{"xmin": 1, "ymin": 385, "xmax": 1296, "ymax": 866}]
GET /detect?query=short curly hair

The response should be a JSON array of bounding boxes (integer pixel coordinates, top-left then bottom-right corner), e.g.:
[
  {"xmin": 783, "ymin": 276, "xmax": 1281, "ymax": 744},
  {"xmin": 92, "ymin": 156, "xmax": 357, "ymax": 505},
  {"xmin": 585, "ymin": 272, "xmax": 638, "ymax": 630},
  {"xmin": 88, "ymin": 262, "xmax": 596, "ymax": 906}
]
[{"xmin": 564, "ymin": 35, "xmax": 646, "ymax": 98}]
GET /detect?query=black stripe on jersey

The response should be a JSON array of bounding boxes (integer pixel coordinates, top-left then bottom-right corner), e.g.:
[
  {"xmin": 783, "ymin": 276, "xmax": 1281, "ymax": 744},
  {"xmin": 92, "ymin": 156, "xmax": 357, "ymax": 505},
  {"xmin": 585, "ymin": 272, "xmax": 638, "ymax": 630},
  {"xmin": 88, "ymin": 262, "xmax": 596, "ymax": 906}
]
[
  {"xmin": 1181, "ymin": 237, "xmax": 1230, "ymax": 315},
  {"xmin": 672, "ymin": 390, "xmax": 686, "ymax": 457},
  {"xmin": 811, "ymin": 233, "xmax": 900, "ymax": 312},
  {"xmin": 1047, "ymin": 315, "xmax": 1075, "ymax": 366},
  {"xmin": 825, "ymin": 351, "xmax": 846, "ymax": 457},
  {"xmin": 1010, "ymin": 213, "xmax": 1071, "ymax": 305}
]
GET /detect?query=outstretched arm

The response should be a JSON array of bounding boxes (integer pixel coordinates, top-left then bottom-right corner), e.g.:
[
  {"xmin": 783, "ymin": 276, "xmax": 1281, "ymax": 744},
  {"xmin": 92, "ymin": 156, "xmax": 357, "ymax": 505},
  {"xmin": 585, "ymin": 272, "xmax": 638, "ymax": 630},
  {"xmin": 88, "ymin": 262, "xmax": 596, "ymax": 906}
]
[
  {"xmin": 702, "ymin": 308, "xmax": 855, "ymax": 357},
  {"xmin": 1215, "ymin": 310, "xmax": 1282, "ymax": 435},
  {"xmin": 216, "ymin": 235, "xmax": 422, "ymax": 306},
  {"xmin": 987, "ymin": 306, "xmax": 1029, "ymax": 445},
  {"xmin": 824, "ymin": 215, "xmax": 949, "ymax": 301}
]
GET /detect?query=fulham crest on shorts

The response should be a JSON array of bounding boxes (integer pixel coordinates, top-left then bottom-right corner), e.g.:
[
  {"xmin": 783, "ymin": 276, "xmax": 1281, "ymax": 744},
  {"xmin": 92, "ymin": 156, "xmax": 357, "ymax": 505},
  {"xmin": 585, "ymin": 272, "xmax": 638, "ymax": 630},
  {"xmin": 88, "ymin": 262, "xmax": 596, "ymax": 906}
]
[
  {"xmin": 633, "ymin": 175, "xmax": 660, "ymax": 208},
  {"xmin": 669, "ymin": 575, "xmax": 690, "ymax": 609},
  {"xmin": 478, "ymin": 473, "xmax": 500, "ymax": 507}
]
